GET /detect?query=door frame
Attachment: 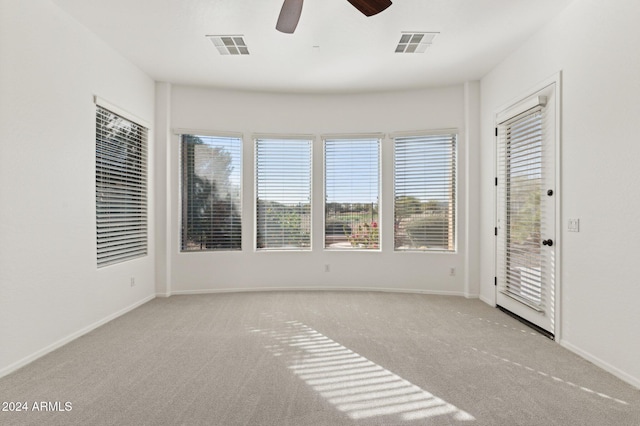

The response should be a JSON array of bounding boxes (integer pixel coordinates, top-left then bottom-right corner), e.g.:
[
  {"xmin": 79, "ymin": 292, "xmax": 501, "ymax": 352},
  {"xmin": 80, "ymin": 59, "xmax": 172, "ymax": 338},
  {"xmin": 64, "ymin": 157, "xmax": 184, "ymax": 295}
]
[{"xmin": 493, "ymin": 72, "xmax": 562, "ymax": 341}]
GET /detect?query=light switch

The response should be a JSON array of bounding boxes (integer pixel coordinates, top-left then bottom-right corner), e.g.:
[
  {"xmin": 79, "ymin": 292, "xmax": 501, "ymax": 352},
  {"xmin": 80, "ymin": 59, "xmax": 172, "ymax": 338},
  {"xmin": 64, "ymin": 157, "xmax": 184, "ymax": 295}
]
[{"xmin": 568, "ymin": 218, "xmax": 580, "ymax": 232}]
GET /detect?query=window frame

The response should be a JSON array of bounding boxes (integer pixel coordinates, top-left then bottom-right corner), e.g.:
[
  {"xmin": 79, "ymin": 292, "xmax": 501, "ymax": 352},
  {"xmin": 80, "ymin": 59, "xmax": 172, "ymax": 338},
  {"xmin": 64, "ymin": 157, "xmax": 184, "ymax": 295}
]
[
  {"xmin": 254, "ymin": 135, "xmax": 314, "ymax": 252},
  {"xmin": 323, "ymin": 135, "xmax": 382, "ymax": 251},
  {"xmin": 179, "ymin": 132, "xmax": 244, "ymax": 252},
  {"xmin": 95, "ymin": 98, "xmax": 149, "ymax": 268},
  {"xmin": 392, "ymin": 130, "xmax": 458, "ymax": 253}
]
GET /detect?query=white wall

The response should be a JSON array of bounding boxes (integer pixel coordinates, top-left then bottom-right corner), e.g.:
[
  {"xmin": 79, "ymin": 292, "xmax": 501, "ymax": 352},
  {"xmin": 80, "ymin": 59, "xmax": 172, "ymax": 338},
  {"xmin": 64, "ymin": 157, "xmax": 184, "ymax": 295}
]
[
  {"xmin": 0, "ymin": 0, "xmax": 156, "ymax": 376},
  {"xmin": 480, "ymin": 0, "xmax": 640, "ymax": 387},
  {"xmin": 157, "ymin": 84, "xmax": 479, "ymax": 296}
]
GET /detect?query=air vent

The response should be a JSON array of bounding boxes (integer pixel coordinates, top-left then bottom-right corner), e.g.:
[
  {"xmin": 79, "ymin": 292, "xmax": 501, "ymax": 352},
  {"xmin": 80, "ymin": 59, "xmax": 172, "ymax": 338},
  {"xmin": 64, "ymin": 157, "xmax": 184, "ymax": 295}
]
[
  {"xmin": 207, "ymin": 35, "xmax": 250, "ymax": 55},
  {"xmin": 395, "ymin": 32, "xmax": 438, "ymax": 53}
]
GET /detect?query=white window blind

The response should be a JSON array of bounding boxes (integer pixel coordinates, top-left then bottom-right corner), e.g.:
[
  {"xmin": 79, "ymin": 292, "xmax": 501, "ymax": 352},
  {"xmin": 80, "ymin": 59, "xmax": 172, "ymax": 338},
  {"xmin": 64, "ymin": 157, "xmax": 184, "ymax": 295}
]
[
  {"xmin": 255, "ymin": 138, "xmax": 312, "ymax": 250},
  {"xmin": 324, "ymin": 138, "xmax": 380, "ymax": 250},
  {"xmin": 181, "ymin": 134, "xmax": 242, "ymax": 251},
  {"xmin": 394, "ymin": 133, "xmax": 456, "ymax": 251},
  {"xmin": 96, "ymin": 106, "xmax": 148, "ymax": 267},
  {"xmin": 497, "ymin": 109, "xmax": 545, "ymax": 308}
]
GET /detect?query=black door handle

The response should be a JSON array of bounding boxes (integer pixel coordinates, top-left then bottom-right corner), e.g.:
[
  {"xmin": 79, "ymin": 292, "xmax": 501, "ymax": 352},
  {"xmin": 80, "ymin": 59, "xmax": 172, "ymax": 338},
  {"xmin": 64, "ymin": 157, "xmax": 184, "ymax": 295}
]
[{"xmin": 542, "ymin": 239, "xmax": 554, "ymax": 246}]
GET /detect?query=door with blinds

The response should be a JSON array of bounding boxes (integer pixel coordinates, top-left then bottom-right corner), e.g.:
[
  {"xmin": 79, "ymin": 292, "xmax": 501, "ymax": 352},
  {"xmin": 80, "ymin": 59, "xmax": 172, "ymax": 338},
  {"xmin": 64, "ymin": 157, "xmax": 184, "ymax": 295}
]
[{"xmin": 496, "ymin": 82, "xmax": 558, "ymax": 336}]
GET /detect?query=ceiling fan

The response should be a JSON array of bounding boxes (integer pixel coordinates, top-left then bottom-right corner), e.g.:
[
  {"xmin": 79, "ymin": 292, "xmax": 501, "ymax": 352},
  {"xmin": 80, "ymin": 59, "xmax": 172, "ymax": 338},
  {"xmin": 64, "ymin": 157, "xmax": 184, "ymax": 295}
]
[{"xmin": 276, "ymin": 0, "xmax": 393, "ymax": 34}]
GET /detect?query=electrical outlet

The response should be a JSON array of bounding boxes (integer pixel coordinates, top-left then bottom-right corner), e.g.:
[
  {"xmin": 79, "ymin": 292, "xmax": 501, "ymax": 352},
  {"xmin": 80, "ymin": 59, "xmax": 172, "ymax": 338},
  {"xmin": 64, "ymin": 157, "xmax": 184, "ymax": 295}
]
[
  {"xmin": 324, "ymin": 264, "xmax": 330, "ymax": 273},
  {"xmin": 450, "ymin": 267, "xmax": 456, "ymax": 276},
  {"xmin": 130, "ymin": 277, "xmax": 136, "ymax": 287}
]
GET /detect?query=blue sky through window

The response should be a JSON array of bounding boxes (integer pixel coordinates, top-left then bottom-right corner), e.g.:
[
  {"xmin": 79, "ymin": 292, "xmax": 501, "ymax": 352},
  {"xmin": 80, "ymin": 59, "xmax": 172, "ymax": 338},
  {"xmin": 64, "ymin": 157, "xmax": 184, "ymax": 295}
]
[{"xmin": 325, "ymin": 139, "xmax": 380, "ymax": 204}]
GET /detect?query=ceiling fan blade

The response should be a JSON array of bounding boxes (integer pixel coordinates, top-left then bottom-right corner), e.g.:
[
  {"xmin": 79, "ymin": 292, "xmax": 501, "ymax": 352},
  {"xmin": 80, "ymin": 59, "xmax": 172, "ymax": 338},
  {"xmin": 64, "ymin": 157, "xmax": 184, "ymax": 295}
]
[
  {"xmin": 276, "ymin": 0, "xmax": 304, "ymax": 34},
  {"xmin": 346, "ymin": 0, "xmax": 392, "ymax": 17}
]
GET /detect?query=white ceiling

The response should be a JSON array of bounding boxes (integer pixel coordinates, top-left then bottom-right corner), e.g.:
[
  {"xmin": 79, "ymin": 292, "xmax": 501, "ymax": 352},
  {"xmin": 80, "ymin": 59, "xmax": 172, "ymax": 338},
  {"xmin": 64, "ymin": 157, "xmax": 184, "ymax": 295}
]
[{"xmin": 52, "ymin": 0, "xmax": 573, "ymax": 94}]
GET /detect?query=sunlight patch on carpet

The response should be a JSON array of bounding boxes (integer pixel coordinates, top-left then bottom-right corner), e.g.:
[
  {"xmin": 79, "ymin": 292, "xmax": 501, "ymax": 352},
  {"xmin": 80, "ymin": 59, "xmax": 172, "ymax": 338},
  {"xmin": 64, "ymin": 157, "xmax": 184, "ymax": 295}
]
[{"xmin": 249, "ymin": 315, "xmax": 475, "ymax": 422}]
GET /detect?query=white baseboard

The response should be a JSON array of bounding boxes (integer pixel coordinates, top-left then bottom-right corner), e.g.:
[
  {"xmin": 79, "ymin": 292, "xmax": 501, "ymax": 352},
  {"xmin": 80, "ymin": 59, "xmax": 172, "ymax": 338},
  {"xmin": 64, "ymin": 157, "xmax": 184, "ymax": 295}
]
[
  {"xmin": 560, "ymin": 339, "xmax": 640, "ymax": 390},
  {"xmin": 169, "ymin": 286, "xmax": 467, "ymax": 297},
  {"xmin": 0, "ymin": 295, "xmax": 155, "ymax": 379}
]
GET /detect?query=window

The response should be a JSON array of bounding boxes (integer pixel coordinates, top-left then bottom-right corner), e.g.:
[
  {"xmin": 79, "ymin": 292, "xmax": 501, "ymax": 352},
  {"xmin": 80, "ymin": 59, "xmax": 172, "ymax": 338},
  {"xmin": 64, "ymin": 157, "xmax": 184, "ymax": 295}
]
[
  {"xmin": 96, "ymin": 105, "xmax": 148, "ymax": 267},
  {"xmin": 181, "ymin": 134, "xmax": 242, "ymax": 251},
  {"xmin": 324, "ymin": 137, "xmax": 380, "ymax": 250},
  {"xmin": 498, "ymin": 109, "xmax": 544, "ymax": 305},
  {"xmin": 255, "ymin": 138, "xmax": 312, "ymax": 250},
  {"xmin": 394, "ymin": 132, "xmax": 457, "ymax": 251}
]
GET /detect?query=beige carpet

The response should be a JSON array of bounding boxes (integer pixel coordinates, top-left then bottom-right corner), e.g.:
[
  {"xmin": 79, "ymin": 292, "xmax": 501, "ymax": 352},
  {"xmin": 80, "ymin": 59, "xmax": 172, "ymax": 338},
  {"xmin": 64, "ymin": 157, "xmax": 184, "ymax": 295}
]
[{"xmin": 1, "ymin": 291, "xmax": 639, "ymax": 425}]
